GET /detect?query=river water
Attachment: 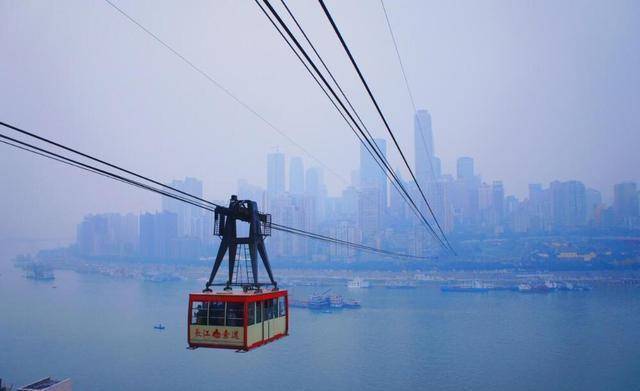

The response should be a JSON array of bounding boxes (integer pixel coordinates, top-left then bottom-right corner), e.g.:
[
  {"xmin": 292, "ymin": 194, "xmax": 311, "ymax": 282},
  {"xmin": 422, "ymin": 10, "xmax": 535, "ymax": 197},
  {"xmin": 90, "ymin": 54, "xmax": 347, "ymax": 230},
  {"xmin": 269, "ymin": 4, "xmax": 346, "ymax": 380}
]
[{"xmin": 1, "ymin": 256, "xmax": 639, "ymax": 391}]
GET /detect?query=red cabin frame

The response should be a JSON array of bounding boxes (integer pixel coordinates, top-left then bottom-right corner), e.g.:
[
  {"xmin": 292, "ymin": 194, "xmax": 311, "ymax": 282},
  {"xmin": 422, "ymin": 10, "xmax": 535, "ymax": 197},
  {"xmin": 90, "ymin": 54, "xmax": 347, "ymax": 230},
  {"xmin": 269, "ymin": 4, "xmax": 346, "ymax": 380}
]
[{"xmin": 188, "ymin": 290, "xmax": 288, "ymax": 351}]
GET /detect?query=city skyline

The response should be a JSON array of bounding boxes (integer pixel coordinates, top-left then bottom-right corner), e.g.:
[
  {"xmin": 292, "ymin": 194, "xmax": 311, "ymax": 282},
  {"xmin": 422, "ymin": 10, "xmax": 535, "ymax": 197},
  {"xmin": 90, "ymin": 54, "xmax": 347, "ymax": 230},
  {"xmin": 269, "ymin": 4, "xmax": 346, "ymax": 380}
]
[
  {"xmin": 9, "ymin": 105, "xmax": 638, "ymax": 247},
  {"xmin": 2, "ymin": 2, "xmax": 640, "ymax": 390},
  {"xmin": 65, "ymin": 106, "xmax": 639, "ymax": 262},
  {"xmin": 2, "ymin": 1, "xmax": 639, "ymax": 243}
]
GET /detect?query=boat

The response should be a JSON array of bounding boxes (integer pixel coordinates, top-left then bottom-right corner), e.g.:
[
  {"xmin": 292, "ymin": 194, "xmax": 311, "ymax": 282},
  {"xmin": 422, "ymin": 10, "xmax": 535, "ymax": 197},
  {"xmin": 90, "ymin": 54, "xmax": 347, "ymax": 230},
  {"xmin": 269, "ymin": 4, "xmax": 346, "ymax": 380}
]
[
  {"xmin": 518, "ymin": 283, "xmax": 551, "ymax": 293},
  {"xmin": 347, "ymin": 277, "xmax": 370, "ymax": 288},
  {"xmin": 343, "ymin": 299, "xmax": 361, "ymax": 309},
  {"xmin": 308, "ymin": 289, "xmax": 331, "ymax": 310},
  {"xmin": 385, "ymin": 280, "xmax": 417, "ymax": 289},
  {"xmin": 441, "ymin": 281, "xmax": 490, "ymax": 292},
  {"xmin": 556, "ymin": 282, "xmax": 592, "ymax": 291},
  {"xmin": 25, "ymin": 266, "xmax": 55, "ymax": 281},
  {"xmin": 154, "ymin": 324, "xmax": 166, "ymax": 330},
  {"xmin": 517, "ymin": 283, "xmax": 532, "ymax": 292},
  {"xmin": 308, "ymin": 295, "xmax": 329, "ymax": 310},
  {"xmin": 491, "ymin": 285, "xmax": 519, "ymax": 291},
  {"xmin": 329, "ymin": 294, "xmax": 344, "ymax": 308}
]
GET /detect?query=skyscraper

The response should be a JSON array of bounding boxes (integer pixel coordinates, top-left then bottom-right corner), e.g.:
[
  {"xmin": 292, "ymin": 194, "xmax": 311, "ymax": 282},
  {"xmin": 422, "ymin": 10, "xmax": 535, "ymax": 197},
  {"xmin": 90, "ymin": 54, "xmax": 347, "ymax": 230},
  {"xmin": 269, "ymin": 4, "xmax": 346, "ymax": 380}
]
[
  {"xmin": 360, "ymin": 138, "xmax": 388, "ymax": 209},
  {"xmin": 414, "ymin": 109, "xmax": 437, "ymax": 185},
  {"xmin": 613, "ymin": 182, "xmax": 639, "ymax": 224},
  {"xmin": 305, "ymin": 166, "xmax": 326, "ymax": 225},
  {"xmin": 456, "ymin": 157, "xmax": 474, "ymax": 180},
  {"xmin": 289, "ymin": 156, "xmax": 304, "ymax": 194},
  {"xmin": 162, "ymin": 177, "xmax": 203, "ymax": 237},
  {"xmin": 267, "ymin": 151, "xmax": 285, "ymax": 197},
  {"xmin": 491, "ymin": 181, "xmax": 505, "ymax": 226},
  {"xmin": 140, "ymin": 211, "xmax": 178, "ymax": 259},
  {"xmin": 358, "ymin": 187, "xmax": 382, "ymax": 243},
  {"xmin": 585, "ymin": 188, "xmax": 602, "ymax": 223},
  {"xmin": 550, "ymin": 180, "xmax": 587, "ymax": 228}
]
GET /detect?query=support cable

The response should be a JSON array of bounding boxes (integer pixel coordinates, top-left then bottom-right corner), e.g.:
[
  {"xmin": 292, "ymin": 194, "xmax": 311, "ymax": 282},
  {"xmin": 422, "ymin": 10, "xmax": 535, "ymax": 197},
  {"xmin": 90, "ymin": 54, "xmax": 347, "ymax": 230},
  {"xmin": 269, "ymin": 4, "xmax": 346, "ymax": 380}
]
[
  {"xmin": 318, "ymin": 0, "xmax": 455, "ymax": 254},
  {"xmin": 257, "ymin": 0, "xmax": 448, "ymax": 250},
  {"xmin": 0, "ymin": 123, "xmax": 430, "ymax": 260},
  {"xmin": 102, "ymin": 0, "xmax": 349, "ymax": 185}
]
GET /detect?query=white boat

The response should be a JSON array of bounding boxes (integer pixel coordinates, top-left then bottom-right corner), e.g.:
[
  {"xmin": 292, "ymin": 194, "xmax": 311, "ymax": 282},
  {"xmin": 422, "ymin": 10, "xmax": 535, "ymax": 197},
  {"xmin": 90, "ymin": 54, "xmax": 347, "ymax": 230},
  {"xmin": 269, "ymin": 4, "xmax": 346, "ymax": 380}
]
[
  {"xmin": 329, "ymin": 294, "xmax": 344, "ymax": 308},
  {"xmin": 347, "ymin": 277, "xmax": 370, "ymax": 288},
  {"xmin": 517, "ymin": 283, "xmax": 532, "ymax": 292}
]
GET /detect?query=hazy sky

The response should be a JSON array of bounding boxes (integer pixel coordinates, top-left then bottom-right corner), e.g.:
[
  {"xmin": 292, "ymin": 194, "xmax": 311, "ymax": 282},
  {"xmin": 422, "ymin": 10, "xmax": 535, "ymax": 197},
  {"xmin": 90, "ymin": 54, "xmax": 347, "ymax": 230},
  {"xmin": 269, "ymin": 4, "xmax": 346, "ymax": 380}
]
[{"xmin": 1, "ymin": 0, "xmax": 639, "ymax": 241}]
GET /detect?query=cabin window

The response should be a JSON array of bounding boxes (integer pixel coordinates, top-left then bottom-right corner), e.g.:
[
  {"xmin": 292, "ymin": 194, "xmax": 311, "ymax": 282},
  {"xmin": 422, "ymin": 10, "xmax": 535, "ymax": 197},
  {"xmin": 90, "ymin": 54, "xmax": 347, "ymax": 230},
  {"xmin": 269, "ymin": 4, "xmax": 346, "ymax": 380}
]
[
  {"xmin": 273, "ymin": 298, "xmax": 278, "ymax": 318},
  {"xmin": 208, "ymin": 302, "xmax": 225, "ymax": 326},
  {"xmin": 255, "ymin": 301, "xmax": 262, "ymax": 323},
  {"xmin": 248, "ymin": 302, "xmax": 256, "ymax": 325},
  {"xmin": 264, "ymin": 299, "xmax": 274, "ymax": 320},
  {"xmin": 191, "ymin": 301, "xmax": 208, "ymax": 325},
  {"xmin": 278, "ymin": 296, "xmax": 286, "ymax": 317},
  {"xmin": 226, "ymin": 302, "xmax": 244, "ymax": 327}
]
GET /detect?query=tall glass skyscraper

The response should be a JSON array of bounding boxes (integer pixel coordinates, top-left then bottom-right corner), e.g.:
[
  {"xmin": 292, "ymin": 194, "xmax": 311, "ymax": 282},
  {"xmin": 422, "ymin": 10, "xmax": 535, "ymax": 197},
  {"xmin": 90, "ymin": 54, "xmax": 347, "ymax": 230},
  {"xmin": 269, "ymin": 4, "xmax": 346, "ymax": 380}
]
[
  {"xmin": 457, "ymin": 157, "xmax": 474, "ymax": 180},
  {"xmin": 360, "ymin": 138, "xmax": 388, "ymax": 209},
  {"xmin": 414, "ymin": 109, "xmax": 437, "ymax": 184},
  {"xmin": 161, "ymin": 177, "xmax": 203, "ymax": 237},
  {"xmin": 289, "ymin": 156, "xmax": 304, "ymax": 194},
  {"xmin": 267, "ymin": 151, "xmax": 285, "ymax": 197}
]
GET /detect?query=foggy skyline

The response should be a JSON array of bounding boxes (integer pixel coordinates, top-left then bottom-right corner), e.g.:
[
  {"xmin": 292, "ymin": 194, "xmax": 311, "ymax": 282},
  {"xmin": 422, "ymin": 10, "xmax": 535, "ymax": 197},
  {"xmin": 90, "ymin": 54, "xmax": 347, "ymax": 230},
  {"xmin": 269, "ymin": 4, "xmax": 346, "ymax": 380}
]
[{"xmin": 1, "ymin": 0, "xmax": 639, "ymax": 241}]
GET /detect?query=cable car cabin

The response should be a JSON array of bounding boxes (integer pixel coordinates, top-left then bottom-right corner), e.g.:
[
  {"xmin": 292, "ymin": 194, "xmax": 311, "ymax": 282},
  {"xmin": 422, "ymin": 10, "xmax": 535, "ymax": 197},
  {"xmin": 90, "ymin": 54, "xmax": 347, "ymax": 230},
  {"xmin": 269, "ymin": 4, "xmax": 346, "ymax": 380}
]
[{"xmin": 188, "ymin": 290, "xmax": 288, "ymax": 351}]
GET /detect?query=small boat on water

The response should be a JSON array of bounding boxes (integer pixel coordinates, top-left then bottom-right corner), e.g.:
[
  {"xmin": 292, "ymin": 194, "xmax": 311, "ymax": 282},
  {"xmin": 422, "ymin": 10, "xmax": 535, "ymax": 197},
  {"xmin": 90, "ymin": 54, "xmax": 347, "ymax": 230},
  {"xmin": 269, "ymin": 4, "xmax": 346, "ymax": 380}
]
[
  {"xmin": 154, "ymin": 324, "xmax": 166, "ymax": 330},
  {"xmin": 518, "ymin": 283, "xmax": 532, "ymax": 292},
  {"xmin": 329, "ymin": 294, "xmax": 344, "ymax": 308},
  {"xmin": 519, "ymin": 282, "xmax": 552, "ymax": 293},
  {"xmin": 347, "ymin": 277, "xmax": 370, "ymax": 289},
  {"xmin": 308, "ymin": 289, "xmax": 331, "ymax": 310},
  {"xmin": 343, "ymin": 299, "xmax": 361, "ymax": 309},
  {"xmin": 441, "ymin": 281, "xmax": 490, "ymax": 292},
  {"xmin": 26, "ymin": 266, "xmax": 55, "ymax": 281},
  {"xmin": 385, "ymin": 280, "xmax": 417, "ymax": 289}
]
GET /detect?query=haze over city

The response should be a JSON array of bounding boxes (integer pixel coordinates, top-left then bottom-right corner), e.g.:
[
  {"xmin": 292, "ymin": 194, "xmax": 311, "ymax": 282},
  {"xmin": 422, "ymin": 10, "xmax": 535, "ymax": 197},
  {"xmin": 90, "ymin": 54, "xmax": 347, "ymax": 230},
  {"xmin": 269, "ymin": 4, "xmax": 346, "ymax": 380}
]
[
  {"xmin": 2, "ymin": 0, "xmax": 639, "ymax": 242},
  {"xmin": 2, "ymin": 1, "xmax": 640, "ymax": 390}
]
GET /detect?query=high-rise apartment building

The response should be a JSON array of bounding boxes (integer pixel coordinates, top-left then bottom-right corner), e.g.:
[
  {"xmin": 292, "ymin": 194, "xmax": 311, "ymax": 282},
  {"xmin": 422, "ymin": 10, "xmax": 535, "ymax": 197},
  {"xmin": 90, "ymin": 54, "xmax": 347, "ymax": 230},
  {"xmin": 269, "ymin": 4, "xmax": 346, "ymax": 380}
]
[
  {"xmin": 289, "ymin": 156, "xmax": 304, "ymax": 194},
  {"xmin": 359, "ymin": 138, "xmax": 388, "ymax": 208},
  {"xmin": 139, "ymin": 211, "xmax": 178, "ymax": 259},
  {"xmin": 614, "ymin": 182, "xmax": 639, "ymax": 222},
  {"xmin": 550, "ymin": 180, "xmax": 587, "ymax": 228},
  {"xmin": 414, "ymin": 109, "xmax": 440, "ymax": 185},
  {"xmin": 456, "ymin": 157, "xmax": 474, "ymax": 180},
  {"xmin": 162, "ymin": 177, "xmax": 203, "ymax": 237},
  {"xmin": 267, "ymin": 152, "xmax": 285, "ymax": 197},
  {"xmin": 491, "ymin": 181, "xmax": 505, "ymax": 226}
]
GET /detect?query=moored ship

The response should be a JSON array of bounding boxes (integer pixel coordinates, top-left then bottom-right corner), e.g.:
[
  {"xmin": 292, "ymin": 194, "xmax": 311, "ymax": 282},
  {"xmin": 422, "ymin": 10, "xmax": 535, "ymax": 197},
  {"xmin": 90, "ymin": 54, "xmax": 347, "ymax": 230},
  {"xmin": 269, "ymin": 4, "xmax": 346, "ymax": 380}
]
[
  {"xmin": 308, "ymin": 290, "xmax": 331, "ymax": 310},
  {"xmin": 385, "ymin": 280, "xmax": 417, "ymax": 289},
  {"xmin": 343, "ymin": 299, "xmax": 362, "ymax": 309},
  {"xmin": 441, "ymin": 281, "xmax": 490, "ymax": 292},
  {"xmin": 329, "ymin": 294, "xmax": 344, "ymax": 308},
  {"xmin": 347, "ymin": 277, "xmax": 370, "ymax": 288},
  {"xmin": 25, "ymin": 265, "xmax": 55, "ymax": 281}
]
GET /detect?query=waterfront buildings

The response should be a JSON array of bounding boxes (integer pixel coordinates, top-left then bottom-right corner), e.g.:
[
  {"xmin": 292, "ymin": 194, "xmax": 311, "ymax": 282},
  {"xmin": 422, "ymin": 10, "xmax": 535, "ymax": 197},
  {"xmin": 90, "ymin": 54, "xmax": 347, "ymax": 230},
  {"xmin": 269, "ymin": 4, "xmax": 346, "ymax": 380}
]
[
  {"xmin": 267, "ymin": 151, "xmax": 285, "ymax": 198},
  {"xmin": 70, "ymin": 109, "xmax": 639, "ymax": 263},
  {"xmin": 614, "ymin": 182, "xmax": 639, "ymax": 227},
  {"xmin": 161, "ymin": 177, "xmax": 203, "ymax": 237},
  {"xmin": 76, "ymin": 213, "xmax": 138, "ymax": 257},
  {"xmin": 139, "ymin": 211, "xmax": 177, "ymax": 260},
  {"xmin": 289, "ymin": 156, "xmax": 305, "ymax": 195}
]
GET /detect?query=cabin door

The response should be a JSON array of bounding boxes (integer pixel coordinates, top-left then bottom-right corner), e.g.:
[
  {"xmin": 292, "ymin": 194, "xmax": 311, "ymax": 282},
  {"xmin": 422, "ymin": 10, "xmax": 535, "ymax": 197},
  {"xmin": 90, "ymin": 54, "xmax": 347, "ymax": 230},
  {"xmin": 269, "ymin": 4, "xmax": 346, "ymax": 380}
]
[{"xmin": 263, "ymin": 317, "xmax": 270, "ymax": 340}]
